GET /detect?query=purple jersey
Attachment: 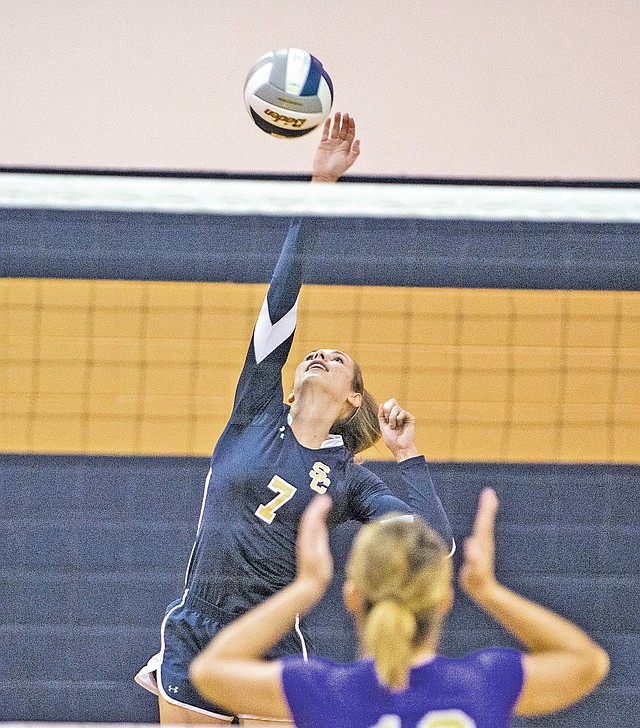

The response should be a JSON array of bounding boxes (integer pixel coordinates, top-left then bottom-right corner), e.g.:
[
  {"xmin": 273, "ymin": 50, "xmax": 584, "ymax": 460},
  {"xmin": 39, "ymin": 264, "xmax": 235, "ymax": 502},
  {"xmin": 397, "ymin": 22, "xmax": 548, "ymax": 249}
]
[{"xmin": 281, "ymin": 648, "xmax": 524, "ymax": 728}]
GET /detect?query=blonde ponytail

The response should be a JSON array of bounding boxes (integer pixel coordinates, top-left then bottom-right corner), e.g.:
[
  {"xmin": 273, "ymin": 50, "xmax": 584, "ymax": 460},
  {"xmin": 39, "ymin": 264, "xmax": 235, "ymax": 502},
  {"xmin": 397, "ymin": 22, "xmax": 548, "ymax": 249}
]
[
  {"xmin": 346, "ymin": 513, "xmax": 452, "ymax": 691},
  {"xmin": 364, "ymin": 599, "xmax": 416, "ymax": 690}
]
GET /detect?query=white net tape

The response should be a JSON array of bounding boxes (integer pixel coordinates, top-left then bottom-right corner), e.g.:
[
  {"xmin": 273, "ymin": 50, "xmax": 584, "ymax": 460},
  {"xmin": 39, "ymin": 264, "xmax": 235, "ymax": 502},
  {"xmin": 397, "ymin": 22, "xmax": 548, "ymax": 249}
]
[{"xmin": 1, "ymin": 173, "xmax": 640, "ymax": 222}]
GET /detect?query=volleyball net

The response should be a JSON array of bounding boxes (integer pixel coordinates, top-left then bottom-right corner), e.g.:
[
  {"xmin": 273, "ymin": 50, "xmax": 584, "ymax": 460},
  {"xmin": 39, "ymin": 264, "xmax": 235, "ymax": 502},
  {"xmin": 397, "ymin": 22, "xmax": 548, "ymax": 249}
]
[{"xmin": 1, "ymin": 173, "xmax": 639, "ymax": 463}]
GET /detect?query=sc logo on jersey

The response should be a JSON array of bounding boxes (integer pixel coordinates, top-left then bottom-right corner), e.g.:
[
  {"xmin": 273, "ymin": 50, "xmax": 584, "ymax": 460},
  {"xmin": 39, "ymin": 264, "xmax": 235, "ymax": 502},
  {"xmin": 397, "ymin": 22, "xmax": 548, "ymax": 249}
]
[{"xmin": 309, "ymin": 462, "xmax": 331, "ymax": 494}]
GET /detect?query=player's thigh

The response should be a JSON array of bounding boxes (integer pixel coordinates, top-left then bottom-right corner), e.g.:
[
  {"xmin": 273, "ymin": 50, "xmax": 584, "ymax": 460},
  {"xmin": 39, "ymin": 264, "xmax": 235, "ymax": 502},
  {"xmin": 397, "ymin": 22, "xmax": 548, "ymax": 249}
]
[
  {"xmin": 158, "ymin": 693, "xmax": 233, "ymax": 725},
  {"xmin": 239, "ymin": 719, "xmax": 294, "ymax": 727}
]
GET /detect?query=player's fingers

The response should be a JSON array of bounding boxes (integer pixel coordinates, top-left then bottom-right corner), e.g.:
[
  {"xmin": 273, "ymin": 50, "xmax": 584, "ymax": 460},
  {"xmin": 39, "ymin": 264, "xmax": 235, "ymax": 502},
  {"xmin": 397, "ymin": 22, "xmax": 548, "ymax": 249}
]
[
  {"xmin": 383, "ymin": 397, "xmax": 398, "ymax": 414},
  {"xmin": 462, "ymin": 535, "xmax": 475, "ymax": 560},
  {"xmin": 297, "ymin": 495, "xmax": 333, "ymax": 584},
  {"xmin": 378, "ymin": 398, "xmax": 396, "ymax": 424},
  {"xmin": 390, "ymin": 404, "xmax": 411, "ymax": 430},
  {"xmin": 395, "ymin": 408, "xmax": 415, "ymax": 430},
  {"xmin": 388, "ymin": 405, "xmax": 403, "ymax": 429},
  {"xmin": 350, "ymin": 139, "xmax": 361, "ymax": 158},
  {"xmin": 299, "ymin": 495, "xmax": 332, "ymax": 547},
  {"xmin": 343, "ymin": 115, "xmax": 356, "ymax": 144},
  {"xmin": 339, "ymin": 113, "xmax": 350, "ymax": 139},
  {"xmin": 320, "ymin": 115, "xmax": 331, "ymax": 142},
  {"xmin": 471, "ymin": 488, "xmax": 498, "ymax": 541},
  {"xmin": 330, "ymin": 111, "xmax": 342, "ymax": 138},
  {"xmin": 389, "ymin": 404, "xmax": 402, "ymax": 430},
  {"xmin": 305, "ymin": 493, "xmax": 332, "ymax": 524}
]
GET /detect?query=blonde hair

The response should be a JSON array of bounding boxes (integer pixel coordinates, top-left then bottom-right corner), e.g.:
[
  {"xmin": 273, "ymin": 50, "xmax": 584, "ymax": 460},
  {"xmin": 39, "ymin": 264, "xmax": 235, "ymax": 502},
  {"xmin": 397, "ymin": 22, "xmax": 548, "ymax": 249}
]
[
  {"xmin": 345, "ymin": 514, "xmax": 452, "ymax": 690},
  {"xmin": 330, "ymin": 359, "xmax": 381, "ymax": 455}
]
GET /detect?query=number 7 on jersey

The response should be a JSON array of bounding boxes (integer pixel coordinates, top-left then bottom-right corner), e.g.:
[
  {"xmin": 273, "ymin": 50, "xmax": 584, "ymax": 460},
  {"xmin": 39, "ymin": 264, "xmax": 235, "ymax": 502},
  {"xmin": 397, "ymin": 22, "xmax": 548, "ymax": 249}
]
[{"xmin": 255, "ymin": 475, "xmax": 298, "ymax": 524}]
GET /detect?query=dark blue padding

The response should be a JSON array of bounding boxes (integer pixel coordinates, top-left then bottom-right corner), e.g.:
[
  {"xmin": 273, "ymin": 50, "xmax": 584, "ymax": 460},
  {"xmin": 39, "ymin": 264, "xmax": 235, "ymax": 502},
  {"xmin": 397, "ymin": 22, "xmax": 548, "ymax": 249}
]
[
  {"xmin": 1, "ymin": 209, "xmax": 638, "ymax": 290},
  {"xmin": 0, "ymin": 453, "xmax": 637, "ymax": 724}
]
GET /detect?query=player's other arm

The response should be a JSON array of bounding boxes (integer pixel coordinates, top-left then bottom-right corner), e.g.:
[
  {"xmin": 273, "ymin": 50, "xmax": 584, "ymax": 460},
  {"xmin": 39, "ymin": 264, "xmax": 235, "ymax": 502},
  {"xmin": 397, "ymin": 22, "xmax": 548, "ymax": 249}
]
[
  {"xmin": 461, "ymin": 489, "xmax": 610, "ymax": 717},
  {"xmin": 374, "ymin": 398, "xmax": 453, "ymax": 549}
]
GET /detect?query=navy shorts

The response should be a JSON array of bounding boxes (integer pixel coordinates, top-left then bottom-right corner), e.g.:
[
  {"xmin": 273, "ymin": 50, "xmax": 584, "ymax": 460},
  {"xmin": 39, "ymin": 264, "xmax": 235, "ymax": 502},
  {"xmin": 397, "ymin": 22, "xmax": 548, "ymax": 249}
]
[{"xmin": 149, "ymin": 590, "xmax": 311, "ymax": 720}]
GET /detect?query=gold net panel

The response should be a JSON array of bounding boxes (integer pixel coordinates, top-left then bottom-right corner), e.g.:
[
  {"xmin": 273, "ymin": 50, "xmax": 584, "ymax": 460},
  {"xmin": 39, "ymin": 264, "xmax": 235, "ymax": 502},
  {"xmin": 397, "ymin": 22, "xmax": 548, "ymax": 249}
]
[{"xmin": 2, "ymin": 277, "xmax": 638, "ymax": 462}]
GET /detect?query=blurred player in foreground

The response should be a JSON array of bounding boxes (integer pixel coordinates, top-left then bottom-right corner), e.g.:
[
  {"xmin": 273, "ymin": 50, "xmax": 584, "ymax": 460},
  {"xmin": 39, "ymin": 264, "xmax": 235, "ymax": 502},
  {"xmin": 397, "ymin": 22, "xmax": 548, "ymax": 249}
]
[
  {"xmin": 191, "ymin": 489, "xmax": 609, "ymax": 728},
  {"xmin": 136, "ymin": 113, "xmax": 453, "ymax": 723}
]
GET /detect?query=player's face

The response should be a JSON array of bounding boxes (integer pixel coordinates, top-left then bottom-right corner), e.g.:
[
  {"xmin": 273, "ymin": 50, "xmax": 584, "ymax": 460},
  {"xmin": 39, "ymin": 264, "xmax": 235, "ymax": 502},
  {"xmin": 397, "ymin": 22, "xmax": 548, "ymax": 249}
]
[{"xmin": 294, "ymin": 349, "xmax": 359, "ymax": 403}]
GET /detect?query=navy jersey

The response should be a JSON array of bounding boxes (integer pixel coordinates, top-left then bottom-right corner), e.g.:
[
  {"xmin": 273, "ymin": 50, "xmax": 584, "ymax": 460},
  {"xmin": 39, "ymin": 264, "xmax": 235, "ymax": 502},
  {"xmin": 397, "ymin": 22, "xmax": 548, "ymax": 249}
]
[
  {"xmin": 281, "ymin": 648, "xmax": 524, "ymax": 728},
  {"xmin": 183, "ymin": 218, "xmax": 453, "ymax": 619}
]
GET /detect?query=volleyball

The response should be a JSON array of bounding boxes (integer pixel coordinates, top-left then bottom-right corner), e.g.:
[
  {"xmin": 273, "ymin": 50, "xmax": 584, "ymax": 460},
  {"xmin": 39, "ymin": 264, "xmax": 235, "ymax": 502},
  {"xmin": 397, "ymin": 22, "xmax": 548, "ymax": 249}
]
[{"xmin": 244, "ymin": 48, "xmax": 334, "ymax": 138}]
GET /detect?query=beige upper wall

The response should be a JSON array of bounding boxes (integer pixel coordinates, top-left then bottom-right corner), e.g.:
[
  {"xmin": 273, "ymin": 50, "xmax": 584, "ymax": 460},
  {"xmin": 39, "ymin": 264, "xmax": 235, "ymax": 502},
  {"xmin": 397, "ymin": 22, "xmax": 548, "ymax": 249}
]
[{"xmin": 2, "ymin": 0, "xmax": 638, "ymax": 179}]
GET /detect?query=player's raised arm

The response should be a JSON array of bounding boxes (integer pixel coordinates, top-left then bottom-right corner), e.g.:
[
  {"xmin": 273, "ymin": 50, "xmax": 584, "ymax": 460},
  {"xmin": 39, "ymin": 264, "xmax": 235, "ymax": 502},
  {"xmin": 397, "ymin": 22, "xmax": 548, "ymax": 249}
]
[
  {"xmin": 230, "ymin": 113, "xmax": 361, "ymax": 424},
  {"xmin": 268, "ymin": 112, "xmax": 360, "ymax": 326},
  {"xmin": 460, "ymin": 489, "xmax": 610, "ymax": 716}
]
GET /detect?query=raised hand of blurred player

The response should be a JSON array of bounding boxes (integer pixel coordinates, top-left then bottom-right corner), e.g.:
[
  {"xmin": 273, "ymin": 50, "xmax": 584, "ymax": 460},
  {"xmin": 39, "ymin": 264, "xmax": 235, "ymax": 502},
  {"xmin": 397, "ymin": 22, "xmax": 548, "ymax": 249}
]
[
  {"xmin": 296, "ymin": 494, "xmax": 334, "ymax": 596},
  {"xmin": 378, "ymin": 398, "xmax": 419, "ymax": 462},
  {"xmin": 312, "ymin": 112, "xmax": 360, "ymax": 182},
  {"xmin": 459, "ymin": 488, "xmax": 499, "ymax": 599}
]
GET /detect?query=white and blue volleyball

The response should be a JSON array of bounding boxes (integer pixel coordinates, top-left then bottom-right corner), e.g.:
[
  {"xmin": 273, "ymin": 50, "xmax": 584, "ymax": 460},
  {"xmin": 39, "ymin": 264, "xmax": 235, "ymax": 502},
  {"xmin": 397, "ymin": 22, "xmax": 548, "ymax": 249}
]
[{"xmin": 244, "ymin": 48, "xmax": 333, "ymax": 138}]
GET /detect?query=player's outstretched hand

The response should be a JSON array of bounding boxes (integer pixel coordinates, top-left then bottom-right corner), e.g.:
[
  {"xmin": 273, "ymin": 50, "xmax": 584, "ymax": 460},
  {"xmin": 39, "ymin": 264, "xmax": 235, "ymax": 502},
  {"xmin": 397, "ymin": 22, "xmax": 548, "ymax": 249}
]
[
  {"xmin": 459, "ymin": 488, "xmax": 499, "ymax": 599},
  {"xmin": 296, "ymin": 494, "xmax": 334, "ymax": 596},
  {"xmin": 312, "ymin": 112, "xmax": 360, "ymax": 183}
]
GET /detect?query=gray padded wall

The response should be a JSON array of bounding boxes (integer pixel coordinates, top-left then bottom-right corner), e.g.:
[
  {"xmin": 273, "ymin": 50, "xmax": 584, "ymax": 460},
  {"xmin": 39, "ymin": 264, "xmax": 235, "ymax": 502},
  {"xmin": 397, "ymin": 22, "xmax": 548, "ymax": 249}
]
[{"xmin": 0, "ymin": 455, "xmax": 636, "ymax": 725}]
